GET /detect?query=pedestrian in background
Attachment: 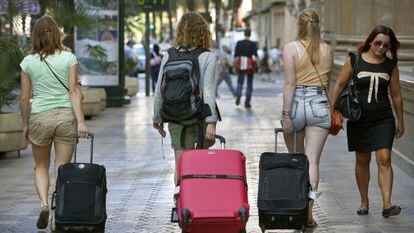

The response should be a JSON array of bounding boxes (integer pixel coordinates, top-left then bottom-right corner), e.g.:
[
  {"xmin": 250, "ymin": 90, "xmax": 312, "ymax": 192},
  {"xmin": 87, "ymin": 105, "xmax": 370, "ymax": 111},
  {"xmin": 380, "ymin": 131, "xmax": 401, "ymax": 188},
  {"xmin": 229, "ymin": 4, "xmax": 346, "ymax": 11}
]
[
  {"xmin": 150, "ymin": 44, "xmax": 163, "ymax": 93},
  {"xmin": 216, "ymin": 45, "xmax": 236, "ymax": 97},
  {"xmin": 19, "ymin": 15, "xmax": 89, "ymax": 230},
  {"xmin": 125, "ymin": 40, "xmax": 137, "ymax": 77},
  {"xmin": 270, "ymin": 45, "xmax": 282, "ymax": 76},
  {"xmin": 153, "ymin": 12, "xmax": 218, "ymax": 184},
  {"xmin": 234, "ymin": 28, "xmax": 258, "ymax": 108},
  {"xmin": 281, "ymin": 9, "xmax": 333, "ymax": 227},
  {"xmin": 260, "ymin": 46, "xmax": 272, "ymax": 82},
  {"xmin": 329, "ymin": 25, "xmax": 404, "ymax": 218}
]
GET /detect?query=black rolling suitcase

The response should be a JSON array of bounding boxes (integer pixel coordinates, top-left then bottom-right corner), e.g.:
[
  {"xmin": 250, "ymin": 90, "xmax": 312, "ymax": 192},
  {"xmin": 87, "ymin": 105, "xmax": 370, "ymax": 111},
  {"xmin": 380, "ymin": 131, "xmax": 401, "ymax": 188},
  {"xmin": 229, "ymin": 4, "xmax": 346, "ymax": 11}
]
[
  {"xmin": 51, "ymin": 133, "xmax": 107, "ymax": 233},
  {"xmin": 257, "ymin": 128, "xmax": 311, "ymax": 233}
]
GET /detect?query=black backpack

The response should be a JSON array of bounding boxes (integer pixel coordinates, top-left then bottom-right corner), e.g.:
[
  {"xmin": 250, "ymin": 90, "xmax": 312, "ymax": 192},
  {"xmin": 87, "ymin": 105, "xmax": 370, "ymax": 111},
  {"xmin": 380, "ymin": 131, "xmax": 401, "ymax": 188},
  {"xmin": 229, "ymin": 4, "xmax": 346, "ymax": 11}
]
[{"xmin": 160, "ymin": 47, "xmax": 207, "ymax": 125}]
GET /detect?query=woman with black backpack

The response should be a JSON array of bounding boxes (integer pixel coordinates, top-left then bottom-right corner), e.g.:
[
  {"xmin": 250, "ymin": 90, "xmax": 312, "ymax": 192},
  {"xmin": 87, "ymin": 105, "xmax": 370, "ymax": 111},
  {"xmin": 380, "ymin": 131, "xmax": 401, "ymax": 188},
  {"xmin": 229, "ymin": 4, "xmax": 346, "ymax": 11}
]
[{"xmin": 152, "ymin": 12, "xmax": 218, "ymax": 184}]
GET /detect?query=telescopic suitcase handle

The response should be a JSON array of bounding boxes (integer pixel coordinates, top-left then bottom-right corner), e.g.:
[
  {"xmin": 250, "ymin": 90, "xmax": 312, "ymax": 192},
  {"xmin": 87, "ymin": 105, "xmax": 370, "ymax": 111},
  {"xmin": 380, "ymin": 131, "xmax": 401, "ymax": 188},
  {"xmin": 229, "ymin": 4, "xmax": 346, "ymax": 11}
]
[
  {"xmin": 195, "ymin": 135, "xmax": 226, "ymax": 149},
  {"xmin": 72, "ymin": 132, "xmax": 94, "ymax": 164},
  {"xmin": 215, "ymin": 135, "xmax": 226, "ymax": 149},
  {"xmin": 274, "ymin": 128, "xmax": 297, "ymax": 153}
]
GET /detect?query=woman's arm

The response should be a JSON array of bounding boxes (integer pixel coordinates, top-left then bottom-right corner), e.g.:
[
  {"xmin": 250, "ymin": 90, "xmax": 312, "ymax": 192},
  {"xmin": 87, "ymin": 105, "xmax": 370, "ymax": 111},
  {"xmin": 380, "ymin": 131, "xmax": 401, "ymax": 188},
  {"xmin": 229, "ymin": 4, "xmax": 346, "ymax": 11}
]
[
  {"xmin": 20, "ymin": 71, "xmax": 31, "ymax": 140},
  {"xmin": 326, "ymin": 45, "xmax": 334, "ymax": 93},
  {"xmin": 152, "ymin": 53, "xmax": 169, "ymax": 137},
  {"xmin": 202, "ymin": 52, "xmax": 217, "ymax": 141},
  {"xmin": 389, "ymin": 65, "xmax": 404, "ymax": 138},
  {"xmin": 328, "ymin": 57, "xmax": 353, "ymax": 106},
  {"xmin": 281, "ymin": 43, "xmax": 297, "ymax": 134},
  {"xmin": 68, "ymin": 65, "xmax": 89, "ymax": 138}
]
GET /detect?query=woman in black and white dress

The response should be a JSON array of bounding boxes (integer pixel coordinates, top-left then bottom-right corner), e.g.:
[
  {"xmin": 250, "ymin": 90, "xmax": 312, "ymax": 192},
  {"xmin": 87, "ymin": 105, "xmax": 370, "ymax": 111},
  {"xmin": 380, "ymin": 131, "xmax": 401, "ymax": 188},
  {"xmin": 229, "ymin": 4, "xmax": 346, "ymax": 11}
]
[{"xmin": 330, "ymin": 25, "xmax": 404, "ymax": 218}]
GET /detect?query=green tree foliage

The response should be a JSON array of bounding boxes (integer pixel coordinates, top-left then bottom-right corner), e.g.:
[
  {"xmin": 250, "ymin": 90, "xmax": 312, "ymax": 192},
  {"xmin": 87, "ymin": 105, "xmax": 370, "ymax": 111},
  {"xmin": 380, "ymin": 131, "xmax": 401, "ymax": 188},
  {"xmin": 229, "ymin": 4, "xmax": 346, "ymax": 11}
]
[{"xmin": 0, "ymin": 37, "xmax": 29, "ymax": 111}]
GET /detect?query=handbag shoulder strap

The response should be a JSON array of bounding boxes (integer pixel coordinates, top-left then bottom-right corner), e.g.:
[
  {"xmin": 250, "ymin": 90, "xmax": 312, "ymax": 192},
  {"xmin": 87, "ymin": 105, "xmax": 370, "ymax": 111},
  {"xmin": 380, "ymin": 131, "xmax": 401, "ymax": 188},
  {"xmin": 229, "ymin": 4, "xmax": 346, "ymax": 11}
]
[
  {"xmin": 298, "ymin": 40, "xmax": 333, "ymax": 109},
  {"xmin": 43, "ymin": 59, "xmax": 69, "ymax": 92},
  {"xmin": 348, "ymin": 52, "xmax": 360, "ymax": 86}
]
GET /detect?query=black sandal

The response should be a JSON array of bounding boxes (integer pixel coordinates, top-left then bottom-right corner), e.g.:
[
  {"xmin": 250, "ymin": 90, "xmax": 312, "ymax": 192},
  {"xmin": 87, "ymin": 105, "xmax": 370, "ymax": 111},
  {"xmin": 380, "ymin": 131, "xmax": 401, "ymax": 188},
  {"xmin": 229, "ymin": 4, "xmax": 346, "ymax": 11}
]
[
  {"xmin": 357, "ymin": 207, "xmax": 369, "ymax": 215},
  {"xmin": 382, "ymin": 205, "xmax": 401, "ymax": 218},
  {"xmin": 36, "ymin": 206, "xmax": 49, "ymax": 229}
]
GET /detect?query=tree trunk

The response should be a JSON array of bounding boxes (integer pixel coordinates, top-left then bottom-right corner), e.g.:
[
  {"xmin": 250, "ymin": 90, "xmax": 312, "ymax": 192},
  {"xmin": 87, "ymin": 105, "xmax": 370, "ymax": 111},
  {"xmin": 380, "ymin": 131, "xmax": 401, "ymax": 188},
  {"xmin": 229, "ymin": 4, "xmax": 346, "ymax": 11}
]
[
  {"xmin": 168, "ymin": 8, "xmax": 173, "ymax": 42},
  {"xmin": 152, "ymin": 11, "xmax": 156, "ymax": 41},
  {"xmin": 214, "ymin": 0, "xmax": 221, "ymax": 47},
  {"xmin": 186, "ymin": 0, "xmax": 195, "ymax": 11},
  {"xmin": 62, "ymin": 0, "xmax": 75, "ymax": 51},
  {"xmin": 159, "ymin": 11, "xmax": 163, "ymax": 42}
]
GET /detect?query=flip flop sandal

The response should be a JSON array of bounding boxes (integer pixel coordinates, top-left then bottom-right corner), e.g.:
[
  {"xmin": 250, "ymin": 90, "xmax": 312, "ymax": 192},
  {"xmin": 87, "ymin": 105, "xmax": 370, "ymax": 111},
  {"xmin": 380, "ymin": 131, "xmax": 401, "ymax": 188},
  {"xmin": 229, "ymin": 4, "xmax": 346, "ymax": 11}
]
[
  {"xmin": 36, "ymin": 206, "xmax": 49, "ymax": 229},
  {"xmin": 357, "ymin": 208, "xmax": 369, "ymax": 215},
  {"xmin": 382, "ymin": 205, "xmax": 401, "ymax": 218}
]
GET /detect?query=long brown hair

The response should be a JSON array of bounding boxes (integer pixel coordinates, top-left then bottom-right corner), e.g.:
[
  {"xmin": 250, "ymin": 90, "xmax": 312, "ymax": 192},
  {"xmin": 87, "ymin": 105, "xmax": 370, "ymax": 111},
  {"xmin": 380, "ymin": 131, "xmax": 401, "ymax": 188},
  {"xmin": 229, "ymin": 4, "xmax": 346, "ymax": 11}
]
[
  {"xmin": 296, "ymin": 9, "xmax": 321, "ymax": 64},
  {"xmin": 31, "ymin": 15, "xmax": 64, "ymax": 60},
  {"xmin": 174, "ymin": 12, "xmax": 212, "ymax": 50},
  {"xmin": 358, "ymin": 25, "xmax": 400, "ymax": 61}
]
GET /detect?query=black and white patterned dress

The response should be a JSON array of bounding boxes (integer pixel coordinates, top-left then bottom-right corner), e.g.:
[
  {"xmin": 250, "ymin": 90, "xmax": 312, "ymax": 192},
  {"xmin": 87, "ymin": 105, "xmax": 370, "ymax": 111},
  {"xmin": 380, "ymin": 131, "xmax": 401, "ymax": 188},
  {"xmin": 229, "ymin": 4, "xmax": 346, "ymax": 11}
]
[{"xmin": 347, "ymin": 54, "xmax": 397, "ymax": 153}]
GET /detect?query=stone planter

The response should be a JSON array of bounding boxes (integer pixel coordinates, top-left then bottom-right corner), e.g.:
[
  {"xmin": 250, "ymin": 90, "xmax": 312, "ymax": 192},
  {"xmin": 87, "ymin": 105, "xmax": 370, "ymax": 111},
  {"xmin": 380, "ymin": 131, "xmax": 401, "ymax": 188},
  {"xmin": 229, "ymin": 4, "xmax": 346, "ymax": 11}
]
[
  {"xmin": 125, "ymin": 76, "xmax": 139, "ymax": 97},
  {"xmin": 0, "ymin": 113, "xmax": 28, "ymax": 158},
  {"xmin": 81, "ymin": 87, "xmax": 101, "ymax": 117},
  {"xmin": 97, "ymin": 88, "xmax": 107, "ymax": 111}
]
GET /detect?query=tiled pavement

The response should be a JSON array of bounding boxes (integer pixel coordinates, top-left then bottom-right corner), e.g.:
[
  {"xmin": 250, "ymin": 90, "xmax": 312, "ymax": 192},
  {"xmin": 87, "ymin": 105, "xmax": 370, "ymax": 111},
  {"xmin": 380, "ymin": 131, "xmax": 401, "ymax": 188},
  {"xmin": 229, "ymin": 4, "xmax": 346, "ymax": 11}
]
[{"xmin": 1, "ymin": 75, "xmax": 414, "ymax": 233}]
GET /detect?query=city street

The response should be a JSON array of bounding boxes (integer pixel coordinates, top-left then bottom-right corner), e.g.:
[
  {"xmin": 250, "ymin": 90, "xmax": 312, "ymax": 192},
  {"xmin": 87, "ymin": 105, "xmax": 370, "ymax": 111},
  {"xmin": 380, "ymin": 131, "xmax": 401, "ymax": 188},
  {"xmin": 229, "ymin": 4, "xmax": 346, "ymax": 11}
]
[{"xmin": 1, "ymin": 75, "xmax": 414, "ymax": 233}]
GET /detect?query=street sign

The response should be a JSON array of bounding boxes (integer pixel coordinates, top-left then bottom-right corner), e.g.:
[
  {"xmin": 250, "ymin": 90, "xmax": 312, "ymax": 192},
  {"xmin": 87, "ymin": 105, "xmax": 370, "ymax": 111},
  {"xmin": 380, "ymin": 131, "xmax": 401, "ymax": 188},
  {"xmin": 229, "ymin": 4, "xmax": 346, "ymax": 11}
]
[
  {"xmin": 0, "ymin": 0, "xmax": 41, "ymax": 15},
  {"xmin": 136, "ymin": 0, "xmax": 169, "ymax": 11}
]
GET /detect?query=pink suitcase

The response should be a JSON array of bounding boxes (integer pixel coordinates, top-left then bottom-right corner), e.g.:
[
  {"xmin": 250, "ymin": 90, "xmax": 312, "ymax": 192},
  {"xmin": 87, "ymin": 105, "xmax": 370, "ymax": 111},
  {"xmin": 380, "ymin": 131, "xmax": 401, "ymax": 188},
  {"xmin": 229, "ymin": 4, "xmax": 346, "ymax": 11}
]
[{"xmin": 176, "ymin": 136, "xmax": 249, "ymax": 233}]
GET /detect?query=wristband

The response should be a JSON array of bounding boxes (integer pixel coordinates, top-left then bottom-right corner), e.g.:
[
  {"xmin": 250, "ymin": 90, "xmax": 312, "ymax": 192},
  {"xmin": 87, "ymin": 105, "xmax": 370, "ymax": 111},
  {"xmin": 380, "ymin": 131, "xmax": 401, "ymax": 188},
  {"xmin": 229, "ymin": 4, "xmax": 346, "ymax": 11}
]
[{"xmin": 282, "ymin": 110, "xmax": 291, "ymax": 116}]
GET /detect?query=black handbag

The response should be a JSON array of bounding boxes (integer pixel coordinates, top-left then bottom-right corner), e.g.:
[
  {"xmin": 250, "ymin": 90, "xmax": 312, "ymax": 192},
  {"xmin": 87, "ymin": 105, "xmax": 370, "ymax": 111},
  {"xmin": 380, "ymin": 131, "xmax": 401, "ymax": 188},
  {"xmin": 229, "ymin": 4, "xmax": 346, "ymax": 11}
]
[{"xmin": 335, "ymin": 53, "xmax": 361, "ymax": 121}]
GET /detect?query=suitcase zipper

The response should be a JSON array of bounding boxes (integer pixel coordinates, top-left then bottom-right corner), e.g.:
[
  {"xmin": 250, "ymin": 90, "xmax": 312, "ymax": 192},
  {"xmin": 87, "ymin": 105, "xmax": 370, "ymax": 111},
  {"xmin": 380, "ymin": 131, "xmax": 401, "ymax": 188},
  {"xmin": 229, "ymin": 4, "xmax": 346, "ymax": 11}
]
[{"xmin": 261, "ymin": 177, "xmax": 268, "ymax": 199}]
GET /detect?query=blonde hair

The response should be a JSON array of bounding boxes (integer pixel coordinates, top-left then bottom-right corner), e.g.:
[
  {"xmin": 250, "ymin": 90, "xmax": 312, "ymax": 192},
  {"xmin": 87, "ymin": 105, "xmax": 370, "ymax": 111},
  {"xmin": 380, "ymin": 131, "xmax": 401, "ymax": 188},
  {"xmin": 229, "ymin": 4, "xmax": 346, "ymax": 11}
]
[
  {"xmin": 31, "ymin": 15, "xmax": 64, "ymax": 60},
  {"xmin": 297, "ymin": 9, "xmax": 321, "ymax": 64},
  {"xmin": 174, "ymin": 12, "xmax": 212, "ymax": 50}
]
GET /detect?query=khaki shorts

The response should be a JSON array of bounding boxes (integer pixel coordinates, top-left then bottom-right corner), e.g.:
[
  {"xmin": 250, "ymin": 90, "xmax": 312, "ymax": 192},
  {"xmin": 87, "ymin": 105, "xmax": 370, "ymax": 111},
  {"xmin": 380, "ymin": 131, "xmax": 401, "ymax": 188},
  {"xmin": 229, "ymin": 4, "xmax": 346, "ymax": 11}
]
[
  {"xmin": 29, "ymin": 108, "xmax": 77, "ymax": 146},
  {"xmin": 168, "ymin": 123, "xmax": 214, "ymax": 150}
]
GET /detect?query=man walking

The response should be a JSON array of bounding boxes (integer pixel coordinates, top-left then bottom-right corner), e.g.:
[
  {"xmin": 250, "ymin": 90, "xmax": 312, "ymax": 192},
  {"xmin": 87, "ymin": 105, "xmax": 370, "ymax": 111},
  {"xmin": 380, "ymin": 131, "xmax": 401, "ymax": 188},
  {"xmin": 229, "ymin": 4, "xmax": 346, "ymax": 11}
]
[
  {"xmin": 216, "ymin": 45, "xmax": 236, "ymax": 97},
  {"xmin": 234, "ymin": 29, "xmax": 258, "ymax": 108}
]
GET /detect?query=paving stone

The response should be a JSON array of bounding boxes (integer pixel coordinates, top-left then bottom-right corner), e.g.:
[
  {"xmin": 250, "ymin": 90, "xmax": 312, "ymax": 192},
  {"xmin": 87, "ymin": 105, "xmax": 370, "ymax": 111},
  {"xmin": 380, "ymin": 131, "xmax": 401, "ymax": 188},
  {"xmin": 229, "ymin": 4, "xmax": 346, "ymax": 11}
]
[{"xmin": 0, "ymin": 76, "xmax": 413, "ymax": 232}]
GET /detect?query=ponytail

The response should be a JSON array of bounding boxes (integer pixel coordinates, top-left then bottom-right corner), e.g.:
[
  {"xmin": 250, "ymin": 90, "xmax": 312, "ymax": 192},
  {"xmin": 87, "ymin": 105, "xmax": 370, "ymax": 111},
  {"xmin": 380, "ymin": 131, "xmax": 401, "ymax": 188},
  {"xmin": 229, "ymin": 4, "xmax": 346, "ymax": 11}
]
[
  {"xmin": 306, "ymin": 20, "xmax": 321, "ymax": 65},
  {"xmin": 296, "ymin": 9, "xmax": 322, "ymax": 64}
]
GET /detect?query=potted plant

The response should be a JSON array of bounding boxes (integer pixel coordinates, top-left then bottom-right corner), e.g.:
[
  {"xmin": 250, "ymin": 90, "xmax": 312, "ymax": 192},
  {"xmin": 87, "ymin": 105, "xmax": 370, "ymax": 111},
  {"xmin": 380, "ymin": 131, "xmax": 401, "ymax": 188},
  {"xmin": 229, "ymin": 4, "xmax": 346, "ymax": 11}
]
[{"xmin": 0, "ymin": 35, "xmax": 29, "ymax": 158}]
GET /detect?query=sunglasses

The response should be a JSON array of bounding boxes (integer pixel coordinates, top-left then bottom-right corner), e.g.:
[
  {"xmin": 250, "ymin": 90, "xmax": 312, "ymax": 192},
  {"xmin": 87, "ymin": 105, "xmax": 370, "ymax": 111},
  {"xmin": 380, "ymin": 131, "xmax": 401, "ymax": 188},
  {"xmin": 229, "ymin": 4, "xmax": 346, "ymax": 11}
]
[{"xmin": 373, "ymin": 40, "xmax": 391, "ymax": 49}]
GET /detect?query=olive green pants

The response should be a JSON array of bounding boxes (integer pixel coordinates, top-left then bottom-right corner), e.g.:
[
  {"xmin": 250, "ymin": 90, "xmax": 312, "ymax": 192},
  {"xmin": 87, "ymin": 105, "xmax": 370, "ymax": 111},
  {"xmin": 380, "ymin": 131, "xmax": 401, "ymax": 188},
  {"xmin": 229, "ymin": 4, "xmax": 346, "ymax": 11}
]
[{"xmin": 168, "ymin": 123, "xmax": 214, "ymax": 150}]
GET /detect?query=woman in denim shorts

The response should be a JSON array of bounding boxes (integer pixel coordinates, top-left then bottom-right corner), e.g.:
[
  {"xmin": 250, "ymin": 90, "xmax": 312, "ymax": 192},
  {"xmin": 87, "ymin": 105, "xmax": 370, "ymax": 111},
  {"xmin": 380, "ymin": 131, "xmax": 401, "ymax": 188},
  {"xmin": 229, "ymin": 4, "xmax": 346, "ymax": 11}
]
[
  {"xmin": 281, "ymin": 9, "xmax": 333, "ymax": 227},
  {"xmin": 20, "ymin": 16, "xmax": 89, "ymax": 230}
]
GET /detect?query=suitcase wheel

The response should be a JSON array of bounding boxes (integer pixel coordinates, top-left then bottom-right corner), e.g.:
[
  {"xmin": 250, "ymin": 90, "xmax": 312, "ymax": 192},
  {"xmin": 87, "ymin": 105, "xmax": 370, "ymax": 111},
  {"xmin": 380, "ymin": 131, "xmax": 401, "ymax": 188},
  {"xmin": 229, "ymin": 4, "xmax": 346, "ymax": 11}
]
[
  {"xmin": 238, "ymin": 206, "xmax": 248, "ymax": 223},
  {"xmin": 181, "ymin": 208, "xmax": 191, "ymax": 224},
  {"xmin": 301, "ymin": 225, "xmax": 306, "ymax": 233}
]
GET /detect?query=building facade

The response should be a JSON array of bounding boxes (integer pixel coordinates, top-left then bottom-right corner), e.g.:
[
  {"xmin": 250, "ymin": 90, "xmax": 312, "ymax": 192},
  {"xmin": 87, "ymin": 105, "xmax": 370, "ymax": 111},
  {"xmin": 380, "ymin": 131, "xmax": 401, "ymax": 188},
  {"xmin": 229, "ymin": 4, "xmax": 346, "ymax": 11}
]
[{"xmin": 245, "ymin": 0, "xmax": 414, "ymax": 177}]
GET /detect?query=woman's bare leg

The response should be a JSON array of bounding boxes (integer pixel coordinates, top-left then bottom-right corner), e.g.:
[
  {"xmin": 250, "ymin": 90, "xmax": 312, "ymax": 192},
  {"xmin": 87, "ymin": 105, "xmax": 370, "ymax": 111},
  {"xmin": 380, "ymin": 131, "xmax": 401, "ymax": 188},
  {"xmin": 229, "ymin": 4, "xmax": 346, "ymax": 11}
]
[
  {"xmin": 355, "ymin": 152, "xmax": 371, "ymax": 210},
  {"xmin": 53, "ymin": 142, "xmax": 74, "ymax": 179},
  {"xmin": 375, "ymin": 148, "xmax": 393, "ymax": 209},
  {"xmin": 304, "ymin": 126, "xmax": 329, "ymax": 224},
  {"xmin": 32, "ymin": 143, "xmax": 52, "ymax": 207},
  {"xmin": 174, "ymin": 149, "xmax": 187, "ymax": 185}
]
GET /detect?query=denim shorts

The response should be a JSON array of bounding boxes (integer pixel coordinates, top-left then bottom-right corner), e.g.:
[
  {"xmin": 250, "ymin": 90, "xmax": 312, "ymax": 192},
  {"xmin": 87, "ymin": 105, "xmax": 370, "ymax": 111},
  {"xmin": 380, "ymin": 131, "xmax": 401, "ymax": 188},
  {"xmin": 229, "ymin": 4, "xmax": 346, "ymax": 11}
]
[{"xmin": 290, "ymin": 86, "xmax": 331, "ymax": 131}]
